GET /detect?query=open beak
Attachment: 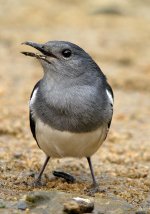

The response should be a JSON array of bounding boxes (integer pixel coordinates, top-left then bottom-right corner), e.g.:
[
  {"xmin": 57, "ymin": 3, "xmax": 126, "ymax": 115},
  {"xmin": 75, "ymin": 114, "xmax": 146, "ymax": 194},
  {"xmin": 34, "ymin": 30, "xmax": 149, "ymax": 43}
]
[
  {"xmin": 21, "ymin": 41, "xmax": 57, "ymax": 64},
  {"xmin": 22, "ymin": 41, "xmax": 44, "ymax": 51},
  {"xmin": 21, "ymin": 41, "xmax": 47, "ymax": 60}
]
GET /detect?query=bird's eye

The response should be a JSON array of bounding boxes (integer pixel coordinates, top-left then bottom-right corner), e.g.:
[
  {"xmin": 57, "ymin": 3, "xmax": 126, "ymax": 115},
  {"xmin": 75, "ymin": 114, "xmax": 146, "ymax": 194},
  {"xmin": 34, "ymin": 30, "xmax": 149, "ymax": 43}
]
[{"xmin": 62, "ymin": 49, "xmax": 72, "ymax": 58}]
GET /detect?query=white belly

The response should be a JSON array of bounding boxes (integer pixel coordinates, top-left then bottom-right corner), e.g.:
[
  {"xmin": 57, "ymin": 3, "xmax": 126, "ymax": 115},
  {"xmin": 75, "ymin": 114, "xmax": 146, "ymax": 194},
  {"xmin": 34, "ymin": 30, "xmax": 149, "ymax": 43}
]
[{"xmin": 35, "ymin": 119, "xmax": 107, "ymax": 158}]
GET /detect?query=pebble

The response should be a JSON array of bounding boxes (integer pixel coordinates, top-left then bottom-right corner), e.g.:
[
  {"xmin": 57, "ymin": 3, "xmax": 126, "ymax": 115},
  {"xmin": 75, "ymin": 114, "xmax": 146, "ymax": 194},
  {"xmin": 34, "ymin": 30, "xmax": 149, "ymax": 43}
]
[
  {"xmin": 17, "ymin": 200, "xmax": 28, "ymax": 210},
  {"xmin": 53, "ymin": 170, "xmax": 76, "ymax": 183},
  {"xmin": 25, "ymin": 192, "xmax": 49, "ymax": 203},
  {"xmin": 135, "ymin": 211, "xmax": 147, "ymax": 214},
  {"xmin": 0, "ymin": 200, "xmax": 5, "ymax": 208},
  {"xmin": 63, "ymin": 197, "xmax": 94, "ymax": 213},
  {"xmin": 13, "ymin": 152, "xmax": 22, "ymax": 159}
]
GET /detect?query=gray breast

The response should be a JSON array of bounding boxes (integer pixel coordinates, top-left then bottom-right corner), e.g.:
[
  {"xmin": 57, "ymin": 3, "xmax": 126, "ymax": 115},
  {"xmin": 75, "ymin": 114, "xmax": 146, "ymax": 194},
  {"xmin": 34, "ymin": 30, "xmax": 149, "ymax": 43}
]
[{"xmin": 31, "ymin": 81, "xmax": 112, "ymax": 133}]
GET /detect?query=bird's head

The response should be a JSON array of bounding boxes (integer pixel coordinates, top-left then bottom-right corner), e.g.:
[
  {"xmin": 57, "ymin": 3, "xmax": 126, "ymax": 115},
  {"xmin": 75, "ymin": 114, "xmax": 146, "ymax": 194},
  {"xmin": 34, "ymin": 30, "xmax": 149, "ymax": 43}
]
[{"xmin": 21, "ymin": 41, "xmax": 100, "ymax": 78}]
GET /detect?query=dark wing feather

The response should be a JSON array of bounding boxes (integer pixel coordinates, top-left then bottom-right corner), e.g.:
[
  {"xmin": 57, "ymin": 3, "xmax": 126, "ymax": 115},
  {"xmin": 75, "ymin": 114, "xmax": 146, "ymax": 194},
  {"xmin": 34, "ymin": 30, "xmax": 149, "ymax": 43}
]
[
  {"xmin": 29, "ymin": 81, "xmax": 40, "ymax": 147},
  {"xmin": 106, "ymin": 83, "xmax": 114, "ymax": 129}
]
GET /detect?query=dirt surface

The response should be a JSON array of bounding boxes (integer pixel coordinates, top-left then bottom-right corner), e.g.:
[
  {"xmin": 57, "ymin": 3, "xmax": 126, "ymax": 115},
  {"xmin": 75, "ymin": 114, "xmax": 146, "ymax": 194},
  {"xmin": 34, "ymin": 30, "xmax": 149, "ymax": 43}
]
[{"xmin": 0, "ymin": 0, "xmax": 150, "ymax": 211}]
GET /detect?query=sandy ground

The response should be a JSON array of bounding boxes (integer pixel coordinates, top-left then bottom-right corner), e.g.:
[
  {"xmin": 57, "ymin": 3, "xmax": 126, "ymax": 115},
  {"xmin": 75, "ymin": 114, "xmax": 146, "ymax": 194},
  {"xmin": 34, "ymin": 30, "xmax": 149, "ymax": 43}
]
[{"xmin": 0, "ymin": 0, "xmax": 150, "ymax": 209}]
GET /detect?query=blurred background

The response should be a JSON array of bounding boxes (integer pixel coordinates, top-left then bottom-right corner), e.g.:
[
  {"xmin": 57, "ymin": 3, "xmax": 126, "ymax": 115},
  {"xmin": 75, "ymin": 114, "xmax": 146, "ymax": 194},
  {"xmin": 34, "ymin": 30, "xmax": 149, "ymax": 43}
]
[{"xmin": 0, "ymin": 0, "xmax": 150, "ymax": 207}]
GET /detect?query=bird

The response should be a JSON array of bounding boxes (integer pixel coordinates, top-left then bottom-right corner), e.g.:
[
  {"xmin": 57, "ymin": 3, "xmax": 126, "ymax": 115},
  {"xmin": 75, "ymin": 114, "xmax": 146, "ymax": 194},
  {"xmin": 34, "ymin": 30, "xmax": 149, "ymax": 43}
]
[{"xmin": 21, "ymin": 41, "xmax": 114, "ymax": 190}]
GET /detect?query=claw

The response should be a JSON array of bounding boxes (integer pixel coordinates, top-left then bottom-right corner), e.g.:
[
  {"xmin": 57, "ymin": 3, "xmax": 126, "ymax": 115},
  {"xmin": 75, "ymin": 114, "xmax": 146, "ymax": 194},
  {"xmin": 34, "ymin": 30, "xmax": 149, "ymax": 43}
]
[
  {"xmin": 85, "ymin": 184, "xmax": 106, "ymax": 196},
  {"xmin": 31, "ymin": 179, "xmax": 46, "ymax": 187}
]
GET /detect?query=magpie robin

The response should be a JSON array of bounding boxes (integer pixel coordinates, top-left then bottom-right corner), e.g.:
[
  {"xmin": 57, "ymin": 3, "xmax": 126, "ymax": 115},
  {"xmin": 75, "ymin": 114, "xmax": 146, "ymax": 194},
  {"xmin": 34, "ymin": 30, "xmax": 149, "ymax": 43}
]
[{"xmin": 21, "ymin": 41, "xmax": 114, "ymax": 188}]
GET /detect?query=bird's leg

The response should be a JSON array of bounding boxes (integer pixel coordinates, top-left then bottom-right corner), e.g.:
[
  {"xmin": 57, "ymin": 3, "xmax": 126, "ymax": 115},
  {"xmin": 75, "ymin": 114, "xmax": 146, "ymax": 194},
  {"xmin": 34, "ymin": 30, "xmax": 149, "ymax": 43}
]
[
  {"xmin": 86, "ymin": 157, "xmax": 106, "ymax": 195},
  {"xmin": 33, "ymin": 156, "xmax": 50, "ymax": 186},
  {"xmin": 87, "ymin": 157, "xmax": 97, "ymax": 187}
]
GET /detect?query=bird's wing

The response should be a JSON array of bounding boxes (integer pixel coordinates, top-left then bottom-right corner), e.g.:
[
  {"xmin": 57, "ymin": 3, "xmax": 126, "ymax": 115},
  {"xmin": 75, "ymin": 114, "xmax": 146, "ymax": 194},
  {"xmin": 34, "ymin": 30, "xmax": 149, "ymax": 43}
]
[
  {"xmin": 29, "ymin": 80, "xmax": 40, "ymax": 148},
  {"xmin": 106, "ymin": 83, "xmax": 114, "ymax": 129}
]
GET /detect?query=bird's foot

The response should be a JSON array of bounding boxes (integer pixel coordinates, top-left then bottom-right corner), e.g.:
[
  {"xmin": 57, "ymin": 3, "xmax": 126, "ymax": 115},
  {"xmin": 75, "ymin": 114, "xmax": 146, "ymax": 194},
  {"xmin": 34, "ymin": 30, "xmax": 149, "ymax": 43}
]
[
  {"xmin": 29, "ymin": 173, "xmax": 46, "ymax": 187},
  {"xmin": 31, "ymin": 178, "xmax": 46, "ymax": 187},
  {"xmin": 85, "ymin": 183, "xmax": 106, "ymax": 196},
  {"xmin": 53, "ymin": 170, "xmax": 76, "ymax": 183}
]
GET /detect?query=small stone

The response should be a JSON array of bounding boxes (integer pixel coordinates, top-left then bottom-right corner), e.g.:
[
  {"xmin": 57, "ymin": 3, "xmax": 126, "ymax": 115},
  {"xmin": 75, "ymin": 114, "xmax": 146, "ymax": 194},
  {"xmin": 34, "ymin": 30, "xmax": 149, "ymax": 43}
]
[
  {"xmin": 25, "ymin": 192, "xmax": 49, "ymax": 203},
  {"xmin": 0, "ymin": 200, "xmax": 5, "ymax": 208},
  {"xmin": 63, "ymin": 197, "xmax": 94, "ymax": 213},
  {"xmin": 17, "ymin": 200, "xmax": 28, "ymax": 210},
  {"xmin": 13, "ymin": 152, "xmax": 22, "ymax": 159},
  {"xmin": 53, "ymin": 170, "xmax": 76, "ymax": 183},
  {"xmin": 92, "ymin": 6, "xmax": 123, "ymax": 16},
  {"xmin": 135, "ymin": 211, "xmax": 147, "ymax": 214},
  {"xmin": 141, "ymin": 194, "xmax": 150, "ymax": 210},
  {"xmin": 64, "ymin": 201, "xmax": 80, "ymax": 213}
]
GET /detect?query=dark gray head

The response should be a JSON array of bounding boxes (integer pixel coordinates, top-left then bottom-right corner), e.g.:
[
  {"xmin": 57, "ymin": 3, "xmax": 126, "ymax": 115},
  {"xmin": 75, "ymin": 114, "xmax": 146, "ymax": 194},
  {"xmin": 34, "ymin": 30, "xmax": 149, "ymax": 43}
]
[{"xmin": 22, "ymin": 41, "xmax": 105, "ymax": 80}]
